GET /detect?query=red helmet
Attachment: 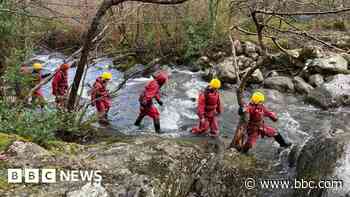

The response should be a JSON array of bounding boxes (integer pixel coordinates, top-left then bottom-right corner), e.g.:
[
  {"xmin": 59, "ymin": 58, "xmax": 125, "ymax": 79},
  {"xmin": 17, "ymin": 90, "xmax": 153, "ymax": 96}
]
[
  {"xmin": 60, "ymin": 63, "xmax": 70, "ymax": 71},
  {"xmin": 155, "ymin": 71, "xmax": 168, "ymax": 86}
]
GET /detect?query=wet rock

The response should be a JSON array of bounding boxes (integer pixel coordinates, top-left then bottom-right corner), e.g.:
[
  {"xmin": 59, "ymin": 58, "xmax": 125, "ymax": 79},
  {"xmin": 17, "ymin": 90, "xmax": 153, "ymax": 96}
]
[
  {"xmin": 248, "ymin": 53, "xmax": 259, "ymax": 61},
  {"xmin": 298, "ymin": 46, "xmax": 324, "ymax": 61},
  {"xmin": 308, "ymin": 74, "xmax": 324, "ymax": 87},
  {"xmin": 243, "ymin": 41, "xmax": 257, "ymax": 55},
  {"xmin": 211, "ymin": 51, "xmax": 226, "ymax": 61},
  {"xmin": 249, "ymin": 69, "xmax": 264, "ymax": 83},
  {"xmin": 2, "ymin": 136, "xmax": 275, "ymax": 197},
  {"xmin": 237, "ymin": 55, "xmax": 254, "ymax": 69},
  {"xmin": 216, "ymin": 57, "xmax": 237, "ymax": 83},
  {"xmin": 307, "ymin": 74, "xmax": 350, "ymax": 108},
  {"xmin": 67, "ymin": 183, "xmax": 108, "ymax": 197},
  {"xmin": 295, "ymin": 129, "xmax": 349, "ymax": 197},
  {"xmin": 194, "ymin": 56, "xmax": 212, "ymax": 71},
  {"xmin": 308, "ymin": 53, "xmax": 348, "ymax": 74},
  {"xmin": 341, "ymin": 53, "xmax": 350, "ymax": 66},
  {"xmin": 264, "ymin": 76, "xmax": 295, "ymax": 92},
  {"xmin": 293, "ymin": 76, "xmax": 314, "ymax": 94},
  {"xmin": 266, "ymin": 70, "xmax": 279, "ymax": 78}
]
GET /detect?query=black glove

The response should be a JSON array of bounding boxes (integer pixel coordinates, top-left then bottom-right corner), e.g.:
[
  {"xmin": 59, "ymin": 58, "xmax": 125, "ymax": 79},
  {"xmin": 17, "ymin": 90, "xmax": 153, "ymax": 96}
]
[
  {"xmin": 238, "ymin": 107, "xmax": 244, "ymax": 115},
  {"xmin": 157, "ymin": 100, "xmax": 163, "ymax": 106}
]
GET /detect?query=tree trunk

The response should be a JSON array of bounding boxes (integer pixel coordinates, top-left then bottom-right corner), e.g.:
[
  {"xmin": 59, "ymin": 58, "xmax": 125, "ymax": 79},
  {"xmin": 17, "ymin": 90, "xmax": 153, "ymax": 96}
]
[{"xmin": 67, "ymin": 0, "xmax": 189, "ymax": 111}]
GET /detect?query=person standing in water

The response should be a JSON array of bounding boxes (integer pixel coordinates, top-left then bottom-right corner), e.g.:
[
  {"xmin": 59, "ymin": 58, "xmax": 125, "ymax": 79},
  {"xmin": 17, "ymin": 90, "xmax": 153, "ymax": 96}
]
[
  {"xmin": 192, "ymin": 78, "xmax": 222, "ymax": 137},
  {"xmin": 52, "ymin": 63, "xmax": 70, "ymax": 109},
  {"xmin": 239, "ymin": 91, "xmax": 291, "ymax": 153},
  {"xmin": 91, "ymin": 72, "xmax": 113, "ymax": 125},
  {"xmin": 134, "ymin": 71, "xmax": 168, "ymax": 133},
  {"xmin": 30, "ymin": 63, "xmax": 48, "ymax": 107}
]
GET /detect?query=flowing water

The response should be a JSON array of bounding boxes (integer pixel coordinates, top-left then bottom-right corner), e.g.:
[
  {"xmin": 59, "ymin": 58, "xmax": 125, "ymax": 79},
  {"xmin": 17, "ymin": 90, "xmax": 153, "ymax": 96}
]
[{"xmin": 32, "ymin": 52, "xmax": 350, "ymax": 196}]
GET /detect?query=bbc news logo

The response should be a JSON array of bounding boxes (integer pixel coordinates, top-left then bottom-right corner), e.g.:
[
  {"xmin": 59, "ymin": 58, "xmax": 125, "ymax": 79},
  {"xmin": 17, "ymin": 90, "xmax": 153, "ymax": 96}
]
[{"xmin": 8, "ymin": 169, "xmax": 102, "ymax": 183}]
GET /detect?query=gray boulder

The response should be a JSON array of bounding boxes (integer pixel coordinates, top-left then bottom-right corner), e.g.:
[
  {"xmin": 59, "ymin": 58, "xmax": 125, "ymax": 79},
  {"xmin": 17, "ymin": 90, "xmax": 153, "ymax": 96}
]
[
  {"xmin": 237, "ymin": 55, "xmax": 254, "ymax": 69},
  {"xmin": 293, "ymin": 76, "xmax": 314, "ymax": 94},
  {"xmin": 216, "ymin": 57, "xmax": 237, "ymax": 83},
  {"xmin": 308, "ymin": 53, "xmax": 348, "ymax": 74},
  {"xmin": 243, "ymin": 41, "xmax": 257, "ymax": 55},
  {"xmin": 308, "ymin": 74, "xmax": 324, "ymax": 87},
  {"xmin": 67, "ymin": 183, "xmax": 109, "ymax": 197},
  {"xmin": 264, "ymin": 76, "xmax": 295, "ymax": 92},
  {"xmin": 307, "ymin": 74, "xmax": 350, "ymax": 108},
  {"xmin": 249, "ymin": 69, "xmax": 264, "ymax": 83},
  {"xmin": 341, "ymin": 53, "xmax": 350, "ymax": 66}
]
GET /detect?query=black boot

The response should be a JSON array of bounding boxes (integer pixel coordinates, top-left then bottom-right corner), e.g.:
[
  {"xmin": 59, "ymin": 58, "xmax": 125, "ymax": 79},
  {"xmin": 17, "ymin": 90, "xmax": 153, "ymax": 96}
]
[
  {"xmin": 134, "ymin": 115, "xmax": 144, "ymax": 126},
  {"xmin": 154, "ymin": 119, "xmax": 162, "ymax": 133},
  {"xmin": 274, "ymin": 133, "xmax": 292, "ymax": 148}
]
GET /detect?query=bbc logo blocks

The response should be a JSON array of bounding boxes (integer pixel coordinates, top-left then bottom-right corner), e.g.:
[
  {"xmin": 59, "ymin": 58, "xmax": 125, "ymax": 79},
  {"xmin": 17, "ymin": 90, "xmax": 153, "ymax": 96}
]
[{"xmin": 8, "ymin": 169, "xmax": 56, "ymax": 183}]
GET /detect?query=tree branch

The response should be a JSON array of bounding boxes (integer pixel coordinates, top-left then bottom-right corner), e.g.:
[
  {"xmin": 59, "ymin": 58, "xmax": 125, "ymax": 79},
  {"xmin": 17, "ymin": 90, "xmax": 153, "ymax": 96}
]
[{"xmin": 256, "ymin": 7, "xmax": 350, "ymax": 16}]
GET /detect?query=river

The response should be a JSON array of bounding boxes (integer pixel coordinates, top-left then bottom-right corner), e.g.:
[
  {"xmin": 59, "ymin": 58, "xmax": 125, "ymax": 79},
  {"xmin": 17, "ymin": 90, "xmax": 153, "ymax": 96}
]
[{"xmin": 31, "ymin": 52, "xmax": 350, "ymax": 196}]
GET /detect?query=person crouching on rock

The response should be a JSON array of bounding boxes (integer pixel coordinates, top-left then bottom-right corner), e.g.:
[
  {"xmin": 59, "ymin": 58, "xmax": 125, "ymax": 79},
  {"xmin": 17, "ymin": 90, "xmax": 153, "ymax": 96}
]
[
  {"xmin": 240, "ymin": 91, "xmax": 291, "ymax": 153},
  {"xmin": 52, "ymin": 63, "xmax": 70, "ymax": 109},
  {"xmin": 91, "ymin": 72, "xmax": 112, "ymax": 125},
  {"xmin": 192, "ymin": 78, "xmax": 222, "ymax": 137},
  {"xmin": 134, "ymin": 71, "xmax": 168, "ymax": 133}
]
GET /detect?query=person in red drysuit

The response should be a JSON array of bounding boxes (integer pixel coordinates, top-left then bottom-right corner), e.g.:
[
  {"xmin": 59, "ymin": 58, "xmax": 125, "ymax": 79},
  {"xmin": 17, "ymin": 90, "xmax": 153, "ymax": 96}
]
[
  {"xmin": 239, "ymin": 91, "xmax": 291, "ymax": 153},
  {"xmin": 31, "ymin": 63, "xmax": 47, "ymax": 107},
  {"xmin": 52, "ymin": 63, "xmax": 70, "ymax": 108},
  {"xmin": 91, "ymin": 72, "xmax": 112, "ymax": 125},
  {"xmin": 192, "ymin": 78, "xmax": 222, "ymax": 137},
  {"xmin": 134, "ymin": 71, "xmax": 168, "ymax": 133}
]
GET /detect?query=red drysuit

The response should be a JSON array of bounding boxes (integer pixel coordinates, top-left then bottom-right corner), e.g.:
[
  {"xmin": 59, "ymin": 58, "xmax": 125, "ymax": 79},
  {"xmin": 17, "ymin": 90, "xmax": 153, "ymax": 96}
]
[
  {"xmin": 192, "ymin": 87, "xmax": 222, "ymax": 136},
  {"xmin": 138, "ymin": 72, "xmax": 168, "ymax": 120},
  {"xmin": 31, "ymin": 70, "xmax": 44, "ymax": 98},
  {"xmin": 52, "ymin": 69, "xmax": 68, "ymax": 96},
  {"xmin": 91, "ymin": 77, "xmax": 111, "ymax": 113},
  {"xmin": 243, "ymin": 103, "xmax": 278, "ymax": 149}
]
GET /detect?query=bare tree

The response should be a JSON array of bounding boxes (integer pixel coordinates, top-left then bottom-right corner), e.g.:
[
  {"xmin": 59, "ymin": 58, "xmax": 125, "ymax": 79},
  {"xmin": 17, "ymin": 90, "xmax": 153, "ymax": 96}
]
[
  {"xmin": 229, "ymin": 0, "xmax": 350, "ymax": 150},
  {"xmin": 67, "ymin": 0, "xmax": 189, "ymax": 111}
]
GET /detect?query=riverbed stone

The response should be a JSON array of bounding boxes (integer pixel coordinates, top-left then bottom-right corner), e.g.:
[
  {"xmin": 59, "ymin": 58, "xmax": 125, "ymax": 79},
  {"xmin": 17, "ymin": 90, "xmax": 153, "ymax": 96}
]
[
  {"xmin": 264, "ymin": 76, "xmax": 295, "ymax": 92},
  {"xmin": 308, "ymin": 53, "xmax": 348, "ymax": 74},
  {"xmin": 307, "ymin": 74, "xmax": 350, "ymax": 108},
  {"xmin": 308, "ymin": 74, "xmax": 324, "ymax": 87},
  {"xmin": 243, "ymin": 41, "xmax": 257, "ymax": 55},
  {"xmin": 67, "ymin": 183, "xmax": 109, "ymax": 197},
  {"xmin": 293, "ymin": 76, "xmax": 314, "ymax": 94},
  {"xmin": 216, "ymin": 57, "xmax": 237, "ymax": 83},
  {"xmin": 249, "ymin": 69, "xmax": 264, "ymax": 83}
]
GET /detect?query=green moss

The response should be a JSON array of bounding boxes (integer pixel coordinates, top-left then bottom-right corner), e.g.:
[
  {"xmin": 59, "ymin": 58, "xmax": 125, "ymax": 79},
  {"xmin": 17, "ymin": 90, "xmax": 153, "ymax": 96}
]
[
  {"xmin": 0, "ymin": 176, "xmax": 10, "ymax": 190},
  {"xmin": 0, "ymin": 132, "xmax": 28, "ymax": 152},
  {"xmin": 224, "ymin": 153, "xmax": 257, "ymax": 170},
  {"xmin": 45, "ymin": 140, "xmax": 81, "ymax": 156}
]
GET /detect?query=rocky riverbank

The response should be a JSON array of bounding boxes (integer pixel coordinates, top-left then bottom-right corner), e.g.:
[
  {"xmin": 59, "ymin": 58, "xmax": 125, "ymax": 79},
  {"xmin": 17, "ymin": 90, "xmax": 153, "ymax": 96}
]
[{"xmin": 198, "ymin": 41, "xmax": 350, "ymax": 109}]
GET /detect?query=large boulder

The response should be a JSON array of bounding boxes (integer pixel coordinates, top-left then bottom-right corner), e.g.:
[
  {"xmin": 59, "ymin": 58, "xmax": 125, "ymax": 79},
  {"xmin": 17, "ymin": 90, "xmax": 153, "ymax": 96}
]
[
  {"xmin": 67, "ymin": 183, "xmax": 109, "ymax": 197},
  {"xmin": 237, "ymin": 55, "xmax": 254, "ymax": 69},
  {"xmin": 243, "ymin": 41, "xmax": 257, "ymax": 55},
  {"xmin": 295, "ymin": 127, "xmax": 350, "ymax": 197},
  {"xmin": 308, "ymin": 74, "xmax": 324, "ymax": 87},
  {"xmin": 298, "ymin": 46, "xmax": 324, "ymax": 62},
  {"xmin": 264, "ymin": 76, "xmax": 295, "ymax": 92},
  {"xmin": 249, "ymin": 69, "xmax": 264, "ymax": 83},
  {"xmin": 215, "ymin": 57, "xmax": 237, "ymax": 83},
  {"xmin": 307, "ymin": 74, "xmax": 350, "ymax": 108},
  {"xmin": 293, "ymin": 76, "xmax": 314, "ymax": 94},
  {"xmin": 307, "ymin": 53, "xmax": 348, "ymax": 74}
]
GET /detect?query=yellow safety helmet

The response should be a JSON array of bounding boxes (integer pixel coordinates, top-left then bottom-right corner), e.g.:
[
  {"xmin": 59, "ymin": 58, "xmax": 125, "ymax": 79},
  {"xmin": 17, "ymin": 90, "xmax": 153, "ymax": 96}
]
[
  {"xmin": 209, "ymin": 78, "xmax": 221, "ymax": 89},
  {"xmin": 33, "ymin": 63, "xmax": 43, "ymax": 70},
  {"xmin": 101, "ymin": 72, "xmax": 112, "ymax": 80},
  {"xmin": 251, "ymin": 91, "xmax": 265, "ymax": 104}
]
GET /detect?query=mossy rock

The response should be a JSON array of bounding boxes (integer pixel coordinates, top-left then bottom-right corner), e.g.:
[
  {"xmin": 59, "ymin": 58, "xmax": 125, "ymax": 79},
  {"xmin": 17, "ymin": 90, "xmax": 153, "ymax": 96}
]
[{"xmin": 0, "ymin": 132, "xmax": 28, "ymax": 152}]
